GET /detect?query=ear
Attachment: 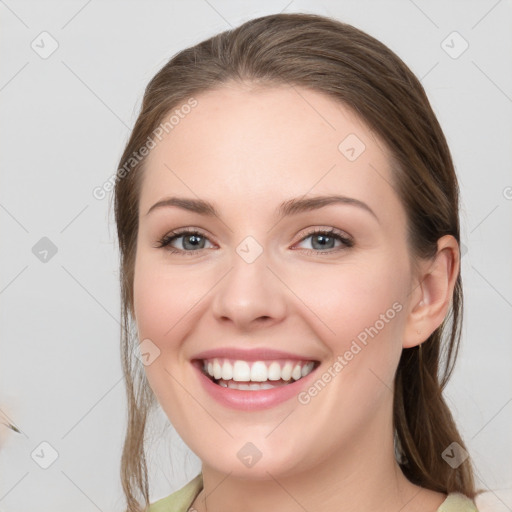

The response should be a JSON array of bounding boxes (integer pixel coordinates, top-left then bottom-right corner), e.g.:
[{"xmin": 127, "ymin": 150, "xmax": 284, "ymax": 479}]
[{"xmin": 402, "ymin": 235, "xmax": 460, "ymax": 349}]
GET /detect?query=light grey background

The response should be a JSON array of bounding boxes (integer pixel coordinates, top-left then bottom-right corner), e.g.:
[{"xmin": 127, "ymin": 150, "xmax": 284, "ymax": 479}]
[{"xmin": 1, "ymin": 1, "xmax": 511, "ymax": 511}]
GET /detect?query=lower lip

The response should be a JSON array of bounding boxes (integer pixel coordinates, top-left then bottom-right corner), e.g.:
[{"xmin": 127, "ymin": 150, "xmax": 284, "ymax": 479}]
[{"xmin": 193, "ymin": 362, "xmax": 318, "ymax": 411}]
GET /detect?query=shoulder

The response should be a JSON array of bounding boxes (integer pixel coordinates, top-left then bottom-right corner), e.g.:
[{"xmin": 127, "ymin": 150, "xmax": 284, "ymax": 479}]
[
  {"xmin": 148, "ymin": 473, "xmax": 203, "ymax": 512},
  {"xmin": 437, "ymin": 492, "xmax": 479, "ymax": 512}
]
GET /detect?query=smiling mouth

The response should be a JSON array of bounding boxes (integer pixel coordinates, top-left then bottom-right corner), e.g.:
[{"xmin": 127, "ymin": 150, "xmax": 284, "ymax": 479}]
[{"xmin": 195, "ymin": 358, "xmax": 320, "ymax": 390}]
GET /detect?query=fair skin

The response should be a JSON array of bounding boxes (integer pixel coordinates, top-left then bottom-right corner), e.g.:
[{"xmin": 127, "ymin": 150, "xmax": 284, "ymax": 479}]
[{"xmin": 133, "ymin": 82, "xmax": 459, "ymax": 512}]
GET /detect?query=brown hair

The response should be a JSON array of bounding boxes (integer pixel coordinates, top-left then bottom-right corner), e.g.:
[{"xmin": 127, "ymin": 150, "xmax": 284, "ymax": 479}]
[{"xmin": 113, "ymin": 12, "xmax": 478, "ymax": 511}]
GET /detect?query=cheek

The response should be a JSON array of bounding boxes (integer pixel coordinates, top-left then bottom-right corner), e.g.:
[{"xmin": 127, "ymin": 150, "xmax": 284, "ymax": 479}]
[
  {"xmin": 133, "ymin": 256, "xmax": 200, "ymax": 345},
  {"xmin": 292, "ymin": 259, "xmax": 407, "ymax": 339},
  {"xmin": 289, "ymin": 258, "xmax": 408, "ymax": 394},
  {"xmin": 132, "ymin": 257, "xmax": 195, "ymax": 412},
  {"xmin": 291, "ymin": 261, "xmax": 407, "ymax": 424},
  {"xmin": 133, "ymin": 270, "xmax": 166, "ymax": 343}
]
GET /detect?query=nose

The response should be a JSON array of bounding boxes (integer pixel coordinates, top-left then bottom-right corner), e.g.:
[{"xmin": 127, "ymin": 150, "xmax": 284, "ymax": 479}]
[{"xmin": 211, "ymin": 246, "xmax": 288, "ymax": 331}]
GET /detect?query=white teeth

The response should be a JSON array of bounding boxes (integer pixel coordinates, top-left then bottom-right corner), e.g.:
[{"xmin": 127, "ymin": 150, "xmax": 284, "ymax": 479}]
[
  {"xmin": 203, "ymin": 358, "xmax": 316, "ymax": 384},
  {"xmin": 233, "ymin": 360, "xmax": 251, "ymax": 381},
  {"xmin": 268, "ymin": 361, "xmax": 281, "ymax": 381},
  {"xmin": 301, "ymin": 361, "xmax": 315, "ymax": 377},
  {"xmin": 224, "ymin": 381, "xmax": 277, "ymax": 390},
  {"xmin": 250, "ymin": 361, "xmax": 268, "ymax": 382},
  {"xmin": 281, "ymin": 362, "xmax": 293, "ymax": 381},
  {"xmin": 221, "ymin": 360, "xmax": 233, "ymax": 380},
  {"xmin": 213, "ymin": 360, "xmax": 222, "ymax": 380},
  {"xmin": 291, "ymin": 364, "xmax": 302, "ymax": 381}
]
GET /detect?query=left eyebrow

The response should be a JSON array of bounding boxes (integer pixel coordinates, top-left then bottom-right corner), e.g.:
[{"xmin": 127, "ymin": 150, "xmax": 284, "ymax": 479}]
[
  {"xmin": 277, "ymin": 195, "xmax": 379, "ymax": 224},
  {"xmin": 145, "ymin": 194, "xmax": 379, "ymax": 224}
]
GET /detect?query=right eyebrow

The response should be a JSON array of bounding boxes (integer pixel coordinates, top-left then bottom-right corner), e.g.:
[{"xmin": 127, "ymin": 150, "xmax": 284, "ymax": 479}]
[{"xmin": 146, "ymin": 197, "xmax": 218, "ymax": 217}]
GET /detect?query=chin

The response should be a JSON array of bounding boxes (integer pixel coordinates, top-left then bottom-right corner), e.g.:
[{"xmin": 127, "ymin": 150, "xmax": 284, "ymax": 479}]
[{"xmin": 187, "ymin": 434, "xmax": 306, "ymax": 479}]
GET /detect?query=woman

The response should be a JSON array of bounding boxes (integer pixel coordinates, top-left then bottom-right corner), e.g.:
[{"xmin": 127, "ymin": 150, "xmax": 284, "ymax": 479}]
[{"xmin": 114, "ymin": 12, "xmax": 480, "ymax": 512}]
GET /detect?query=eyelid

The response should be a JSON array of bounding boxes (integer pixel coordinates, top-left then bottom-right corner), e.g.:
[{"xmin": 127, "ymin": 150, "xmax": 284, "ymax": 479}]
[
  {"xmin": 292, "ymin": 226, "xmax": 354, "ymax": 251},
  {"xmin": 155, "ymin": 226, "xmax": 354, "ymax": 254},
  {"xmin": 154, "ymin": 227, "xmax": 216, "ymax": 251},
  {"xmin": 294, "ymin": 226, "xmax": 353, "ymax": 242}
]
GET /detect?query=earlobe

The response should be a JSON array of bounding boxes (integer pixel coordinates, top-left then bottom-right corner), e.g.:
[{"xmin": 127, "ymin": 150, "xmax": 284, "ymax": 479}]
[{"xmin": 402, "ymin": 235, "xmax": 460, "ymax": 349}]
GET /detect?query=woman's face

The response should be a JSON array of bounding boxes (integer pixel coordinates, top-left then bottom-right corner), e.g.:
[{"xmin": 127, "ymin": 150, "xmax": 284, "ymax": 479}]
[{"xmin": 133, "ymin": 83, "xmax": 418, "ymax": 478}]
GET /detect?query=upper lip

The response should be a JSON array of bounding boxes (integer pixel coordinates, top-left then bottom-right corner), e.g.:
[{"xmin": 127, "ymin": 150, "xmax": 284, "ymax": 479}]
[{"xmin": 191, "ymin": 347, "xmax": 319, "ymax": 362}]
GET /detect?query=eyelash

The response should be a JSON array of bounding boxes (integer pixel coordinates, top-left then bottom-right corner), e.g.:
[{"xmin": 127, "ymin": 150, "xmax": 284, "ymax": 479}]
[{"xmin": 154, "ymin": 227, "xmax": 354, "ymax": 256}]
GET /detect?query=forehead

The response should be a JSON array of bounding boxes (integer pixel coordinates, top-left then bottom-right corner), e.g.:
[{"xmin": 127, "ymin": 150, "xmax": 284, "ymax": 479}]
[{"xmin": 138, "ymin": 84, "xmax": 403, "ymax": 227}]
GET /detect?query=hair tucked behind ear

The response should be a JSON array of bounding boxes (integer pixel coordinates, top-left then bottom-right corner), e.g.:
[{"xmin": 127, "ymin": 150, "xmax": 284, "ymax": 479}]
[{"xmin": 113, "ymin": 12, "xmax": 478, "ymax": 511}]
